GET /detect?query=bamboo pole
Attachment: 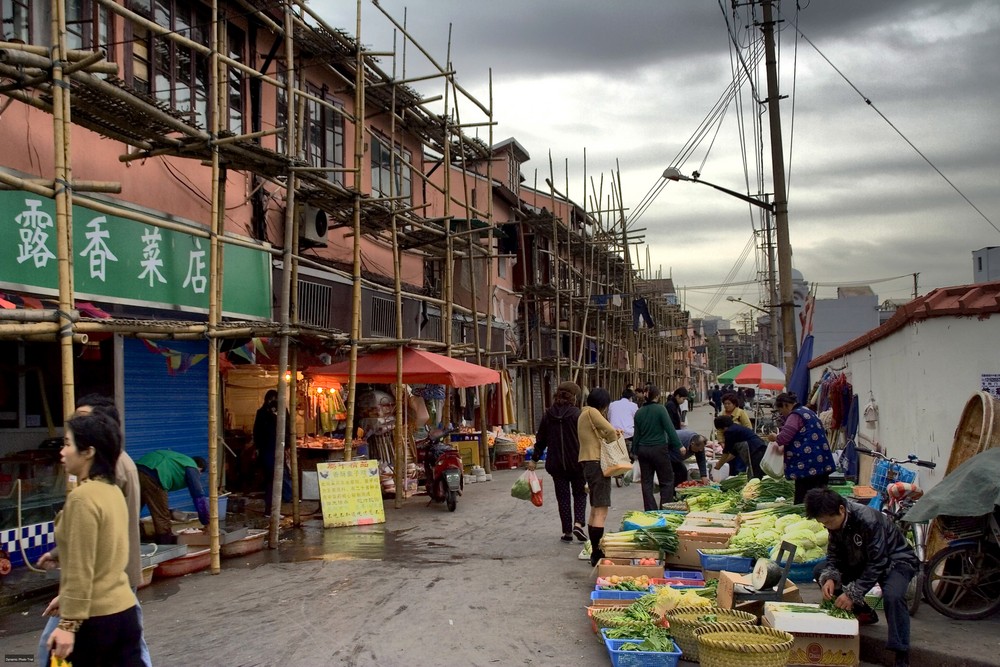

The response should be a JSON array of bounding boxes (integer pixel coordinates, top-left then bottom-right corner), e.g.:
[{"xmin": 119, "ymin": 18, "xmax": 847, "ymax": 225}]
[
  {"xmin": 269, "ymin": 3, "xmax": 298, "ymax": 548},
  {"xmin": 440, "ymin": 32, "xmax": 453, "ymax": 428},
  {"xmin": 482, "ymin": 69, "xmax": 496, "ymax": 465},
  {"xmin": 50, "ymin": 0, "xmax": 75, "ymax": 422},
  {"xmin": 390, "ymin": 24, "xmax": 405, "ymax": 510},
  {"xmin": 342, "ymin": 0, "xmax": 365, "ymax": 461},
  {"xmin": 206, "ymin": 0, "xmax": 222, "ymax": 574},
  {"xmin": 548, "ymin": 153, "xmax": 560, "ymax": 385}
]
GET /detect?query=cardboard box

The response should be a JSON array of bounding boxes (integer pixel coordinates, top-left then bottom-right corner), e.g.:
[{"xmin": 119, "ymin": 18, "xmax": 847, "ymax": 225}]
[
  {"xmin": 594, "ymin": 563, "xmax": 664, "ymax": 580},
  {"xmin": 764, "ymin": 602, "xmax": 859, "ymax": 636},
  {"xmin": 664, "ymin": 533, "xmax": 730, "ymax": 569},
  {"xmin": 762, "ymin": 616, "xmax": 860, "ymax": 667},
  {"xmin": 716, "ymin": 570, "xmax": 802, "ymax": 612}
]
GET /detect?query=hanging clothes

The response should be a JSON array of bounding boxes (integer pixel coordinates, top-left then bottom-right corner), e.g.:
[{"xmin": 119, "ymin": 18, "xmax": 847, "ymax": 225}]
[{"xmin": 632, "ymin": 298, "xmax": 654, "ymax": 331}]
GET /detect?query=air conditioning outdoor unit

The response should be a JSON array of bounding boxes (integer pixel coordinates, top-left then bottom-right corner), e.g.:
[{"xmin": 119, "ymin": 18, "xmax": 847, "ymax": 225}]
[{"xmin": 299, "ymin": 205, "xmax": 329, "ymax": 244}]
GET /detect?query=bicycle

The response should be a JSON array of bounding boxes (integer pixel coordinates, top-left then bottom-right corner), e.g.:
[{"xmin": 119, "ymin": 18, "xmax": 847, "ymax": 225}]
[
  {"xmin": 856, "ymin": 446, "xmax": 936, "ymax": 615},
  {"xmin": 922, "ymin": 510, "xmax": 1000, "ymax": 620}
]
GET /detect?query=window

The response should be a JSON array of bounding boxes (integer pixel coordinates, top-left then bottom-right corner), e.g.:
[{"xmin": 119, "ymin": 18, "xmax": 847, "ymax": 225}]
[
  {"xmin": 369, "ymin": 296, "xmax": 395, "ymax": 337},
  {"xmin": 370, "ymin": 135, "xmax": 412, "ymax": 202},
  {"xmin": 304, "ymin": 85, "xmax": 344, "ymax": 183},
  {"xmin": 2, "ymin": 0, "xmax": 31, "ymax": 42},
  {"xmin": 66, "ymin": 0, "xmax": 113, "ymax": 53},
  {"xmin": 978, "ymin": 256, "xmax": 984, "ymax": 272},
  {"xmin": 497, "ymin": 257, "xmax": 507, "ymax": 279},
  {"xmin": 127, "ymin": 0, "xmax": 242, "ymax": 131}
]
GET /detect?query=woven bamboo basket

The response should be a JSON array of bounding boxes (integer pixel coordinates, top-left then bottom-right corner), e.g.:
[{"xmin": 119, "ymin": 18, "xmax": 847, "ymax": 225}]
[
  {"xmin": 665, "ymin": 606, "xmax": 756, "ymax": 661},
  {"xmin": 694, "ymin": 622, "xmax": 794, "ymax": 667},
  {"xmin": 589, "ymin": 606, "xmax": 635, "ymax": 632}
]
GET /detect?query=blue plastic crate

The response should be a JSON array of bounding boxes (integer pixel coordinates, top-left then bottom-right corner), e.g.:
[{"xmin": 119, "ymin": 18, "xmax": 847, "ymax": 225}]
[
  {"xmin": 605, "ymin": 637, "xmax": 682, "ymax": 667},
  {"xmin": 869, "ymin": 459, "xmax": 917, "ymax": 495},
  {"xmin": 697, "ymin": 550, "xmax": 753, "ymax": 573},
  {"xmin": 773, "ymin": 557, "xmax": 825, "ymax": 584},
  {"xmin": 664, "ymin": 570, "xmax": 704, "ymax": 581},
  {"xmin": 591, "ymin": 589, "xmax": 647, "ymax": 603}
]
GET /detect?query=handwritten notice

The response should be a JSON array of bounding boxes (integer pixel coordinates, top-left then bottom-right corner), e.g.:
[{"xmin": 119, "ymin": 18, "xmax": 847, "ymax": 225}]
[{"xmin": 316, "ymin": 460, "xmax": 385, "ymax": 528}]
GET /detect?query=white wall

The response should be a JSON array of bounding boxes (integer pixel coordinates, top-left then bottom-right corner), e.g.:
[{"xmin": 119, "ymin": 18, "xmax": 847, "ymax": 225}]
[{"xmin": 809, "ymin": 316, "xmax": 1000, "ymax": 492}]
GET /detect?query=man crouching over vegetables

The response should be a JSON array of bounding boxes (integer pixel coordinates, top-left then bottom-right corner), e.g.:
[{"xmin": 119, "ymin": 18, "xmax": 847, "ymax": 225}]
[{"xmin": 804, "ymin": 488, "xmax": 918, "ymax": 667}]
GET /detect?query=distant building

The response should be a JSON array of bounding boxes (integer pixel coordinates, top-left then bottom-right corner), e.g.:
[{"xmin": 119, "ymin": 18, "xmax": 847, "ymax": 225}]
[
  {"xmin": 973, "ymin": 247, "xmax": 1000, "ymax": 283},
  {"xmin": 808, "ymin": 287, "xmax": 880, "ymax": 360}
]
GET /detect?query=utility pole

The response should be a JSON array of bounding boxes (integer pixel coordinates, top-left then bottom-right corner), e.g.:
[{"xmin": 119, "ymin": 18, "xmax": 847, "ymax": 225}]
[
  {"xmin": 912, "ymin": 272, "xmax": 919, "ymax": 299},
  {"xmin": 760, "ymin": 0, "xmax": 797, "ymax": 382}
]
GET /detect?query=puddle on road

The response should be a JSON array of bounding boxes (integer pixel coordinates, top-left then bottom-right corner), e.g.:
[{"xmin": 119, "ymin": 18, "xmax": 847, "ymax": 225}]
[{"xmin": 276, "ymin": 521, "xmax": 464, "ymax": 566}]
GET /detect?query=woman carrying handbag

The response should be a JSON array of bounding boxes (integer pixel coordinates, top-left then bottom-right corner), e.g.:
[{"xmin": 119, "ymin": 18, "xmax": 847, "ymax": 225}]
[{"xmin": 577, "ymin": 387, "xmax": 618, "ymax": 566}]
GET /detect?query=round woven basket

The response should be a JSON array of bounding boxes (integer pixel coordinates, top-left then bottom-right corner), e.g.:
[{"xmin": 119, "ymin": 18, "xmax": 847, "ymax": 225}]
[
  {"xmin": 589, "ymin": 606, "xmax": 634, "ymax": 631},
  {"xmin": 665, "ymin": 606, "xmax": 756, "ymax": 661},
  {"xmin": 694, "ymin": 622, "xmax": 794, "ymax": 667}
]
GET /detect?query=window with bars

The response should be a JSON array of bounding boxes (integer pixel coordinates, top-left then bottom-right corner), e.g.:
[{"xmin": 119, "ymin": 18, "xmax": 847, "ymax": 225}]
[
  {"xmin": 370, "ymin": 135, "xmax": 412, "ymax": 203},
  {"xmin": 304, "ymin": 84, "xmax": 344, "ymax": 183},
  {"xmin": 126, "ymin": 0, "xmax": 243, "ymax": 131},
  {"xmin": 369, "ymin": 296, "xmax": 396, "ymax": 337},
  {"xmin": 1, "ymin": 0, "xmax": 31, "ymax": 42},
  {"xmin": 297, "ymin": 280, "xmax": 333, "ymax": 330},
  {"xmin": 66, "ymin": 0, "xmax": 113, "ymax": 53}
]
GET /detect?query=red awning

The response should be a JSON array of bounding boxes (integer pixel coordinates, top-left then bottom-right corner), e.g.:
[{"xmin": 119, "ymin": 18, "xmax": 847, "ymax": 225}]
[{"xmin": 306, "ymin": 347, "xmax": 500, "ymax": 388}]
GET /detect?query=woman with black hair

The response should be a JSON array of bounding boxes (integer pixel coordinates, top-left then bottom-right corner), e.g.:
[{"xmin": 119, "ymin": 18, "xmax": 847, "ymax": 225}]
[
  {"xmin": 47, "ymin": 412, "xmax": 142, "ymax": 665},
  {"xmin": 632, "ymin": 385, "xmax": 683, "ymax": 510},
  {"xmin": 578, "ymin": 387, "xmax": 618, "ymax": 565},
  {"xmin": 768, "ymin": 392, "xmax": 835, "ymax": 503}
]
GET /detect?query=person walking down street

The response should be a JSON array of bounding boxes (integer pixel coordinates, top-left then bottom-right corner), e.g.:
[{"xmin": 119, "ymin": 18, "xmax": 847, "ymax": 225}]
[
  {"xmin": 713, "ymin": 415, "xmax": 767, "ymax": 479},
  {"xmin": 578, "ymin": 387, "xmax": 618, "ymax": 566},
  {"xmin": 608, "ymin": 388, "xmax": 639, "ymax": 460},
  {"xmin": 36, "ymin": 396, "xmax": 152, "ymax": 667},
  {"xmin": 136, "ymin": 450, "xmax": 209, "ymax": 544},
  {"xmin": 767, "ymin": 392, "xmax": 835, "ymax": 503},
  {"xmin": 632, "ymin": 386, "xmax": 683, "ymax": 511},
  {"xmin": 806, "ymin": 488, "xmax": 918, "ymax": 667},
  {"xmin": 715, "ymin": 391, "xmax": 753, "ymax": 443},
  {"xmin": 710, "ymin": 385, "xmax": 723, "ymax": 416},
  {"xmin": 253, "ymin": 389, "xmax": 293, "ymax": 516},
  {"xmin": 45, "ymin": 411, "xmax": 143, "ymax": 666},
  {"xmin": 665, "ymin": 387, "xmax": 688, "ymax": 431},
  {"xmin": 528, "ymin": 381, "xmax": 587, "ymax": 544}
]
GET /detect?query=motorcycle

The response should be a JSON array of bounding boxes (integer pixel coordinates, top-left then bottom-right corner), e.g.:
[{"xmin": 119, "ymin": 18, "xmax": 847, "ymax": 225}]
[{"xmin": 416, "ymin": 428, "xmax": 463, "ymax": 511}]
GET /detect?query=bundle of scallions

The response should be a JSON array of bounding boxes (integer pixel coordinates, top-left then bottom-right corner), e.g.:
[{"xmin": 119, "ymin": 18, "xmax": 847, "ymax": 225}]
[{"xmin": 601, "ymin": 526, "xmax": 680, "ymax": 555}]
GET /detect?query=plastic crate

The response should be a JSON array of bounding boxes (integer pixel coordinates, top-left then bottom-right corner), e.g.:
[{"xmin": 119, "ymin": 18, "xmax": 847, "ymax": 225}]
[
  {"xmin": 869, "ymin": 459, "xmax": 916, "ymax": 495},
  {"xmin": 605, "ymin": 637, "xmax": 682, "ymax": 667},
  {"xmin": 697, "ymin": 550, "xmax": 753, "ymax": 573},
  {"xmin": 779, "ymin": 557, "xmax": 825, "ymax": 583},
  {"xmin": 664, "ymin": 570, "xmax": 704, "ymax": 581},
  {"xmin": 591, "ymin": 590, "xmax": 648, "ymax": 603}
]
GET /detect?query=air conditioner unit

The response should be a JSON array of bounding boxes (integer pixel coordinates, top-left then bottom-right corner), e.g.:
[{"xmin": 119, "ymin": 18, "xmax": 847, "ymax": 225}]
[{"xmin": 299, "ymin": 205, "xmax": 329, "ymax": 244}]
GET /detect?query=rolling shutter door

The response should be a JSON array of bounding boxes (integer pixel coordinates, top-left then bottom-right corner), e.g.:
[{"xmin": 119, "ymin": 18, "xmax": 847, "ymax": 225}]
[{"xmin": 123, "ymin": 338, "xmax": 209, "ymax": 514}]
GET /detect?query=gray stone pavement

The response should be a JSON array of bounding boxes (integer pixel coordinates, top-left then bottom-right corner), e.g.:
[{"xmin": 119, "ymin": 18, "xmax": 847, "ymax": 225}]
[{"xmin": 0, "ymin": 402, "xmax": 996, "ymax": 666}]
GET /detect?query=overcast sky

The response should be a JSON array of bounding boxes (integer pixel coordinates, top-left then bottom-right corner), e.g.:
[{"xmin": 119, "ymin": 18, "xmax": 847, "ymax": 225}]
[{"xmin": 313, "ymin": 0, "xmax": 1000, "ymax": 322}]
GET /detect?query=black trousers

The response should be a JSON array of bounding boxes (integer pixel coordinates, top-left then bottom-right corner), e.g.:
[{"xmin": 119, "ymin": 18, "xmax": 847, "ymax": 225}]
[
  {"xmin": 637, "ymin": 446, "xmax": 675, "ymax": 510},
  {"xmin": 69, "ymin": 605, "xmax": 143, "ymax": 667},
  {"xmin": 793, "ymin": 473, "xmax": 830, "ymax": 504}
]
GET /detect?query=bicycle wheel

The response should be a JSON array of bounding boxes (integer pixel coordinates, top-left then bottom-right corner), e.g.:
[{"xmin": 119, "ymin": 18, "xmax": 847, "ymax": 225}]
[
  {"xmin": 908, "ymin": 569, "xmax": 924, "ymax": 616},
  {"xmin": 923, "ymin": 542, "xmax": 1000, "ymax": 620}
]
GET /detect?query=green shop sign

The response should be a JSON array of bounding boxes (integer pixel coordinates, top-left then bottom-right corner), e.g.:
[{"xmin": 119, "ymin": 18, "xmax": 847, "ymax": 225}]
[{"xmin": 1, "ymin": 190, "xmax": 271, "ymax": 319}]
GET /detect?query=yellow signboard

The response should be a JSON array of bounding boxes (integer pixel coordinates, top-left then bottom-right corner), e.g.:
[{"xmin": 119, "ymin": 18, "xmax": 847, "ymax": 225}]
[{"xmin": 316, "ymin": 460, "xmax": 385, "ymax": 528}]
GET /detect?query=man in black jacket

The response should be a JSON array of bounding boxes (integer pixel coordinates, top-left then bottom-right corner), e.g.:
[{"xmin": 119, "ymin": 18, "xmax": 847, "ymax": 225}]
[
  {"xmin": 805, "ymin": 488, "xmax": 918, "ymax": 667},
  {"xmin": 665, "ymin": 387, "xmax": 688, "ymax": 430}
]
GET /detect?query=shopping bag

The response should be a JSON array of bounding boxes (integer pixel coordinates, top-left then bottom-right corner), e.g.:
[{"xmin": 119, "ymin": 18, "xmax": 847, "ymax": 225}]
[
  {"xmin": 526, "ymin": 469, "xmax": 543, "ymax": 507},
  {"xmin": 761, "ymin": 442, "xmax": 785, "ymax": 479},
  {"xmin": 600, "ymin": 435, "xmax": 632, "ymax": 477},
  {"xmin": 510, "ymin": 470, "xmax": 532, "ymax": 500},
  {"xmin": 629, "ymin": 458, "xmax": 641, "ymax": 483}
]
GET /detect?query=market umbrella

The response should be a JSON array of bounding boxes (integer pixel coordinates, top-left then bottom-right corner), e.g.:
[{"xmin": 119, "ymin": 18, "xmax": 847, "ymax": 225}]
[
  {"xmin": 305, "ymin": 347, "xmax": 500, "ymax": 388},
  {"xmin": 716, "ymin": 362, "xmax": 785, "ymax": 390}
]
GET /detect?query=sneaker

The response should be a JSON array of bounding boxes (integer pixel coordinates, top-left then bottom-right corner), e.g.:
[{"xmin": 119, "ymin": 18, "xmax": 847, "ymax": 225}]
[
  {"xmin": 573, "ymin": 525, "xmax": 587, "ymax": 542},
  {"xmin": 561, "ymin": 533, "xmax": 573, "ymax": 543}
]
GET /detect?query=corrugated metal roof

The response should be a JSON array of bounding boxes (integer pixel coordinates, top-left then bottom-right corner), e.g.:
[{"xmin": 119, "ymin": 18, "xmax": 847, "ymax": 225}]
[{"xmin": 810, "ymin": 280, "xmax": 1000, "ymax": 368}]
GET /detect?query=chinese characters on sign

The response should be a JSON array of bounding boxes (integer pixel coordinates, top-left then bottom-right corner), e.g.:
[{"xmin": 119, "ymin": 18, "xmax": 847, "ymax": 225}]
[
  {"xmin": 316, "ymin": 460, "xmax": 385, "ymax": 528},
  {"xmin": 1, "ymin": 190, "xmax": 271, "ymax": 319},
  {"xmin": 982, "ymin": 374, "xmax": 1000, "ymax": 401}
]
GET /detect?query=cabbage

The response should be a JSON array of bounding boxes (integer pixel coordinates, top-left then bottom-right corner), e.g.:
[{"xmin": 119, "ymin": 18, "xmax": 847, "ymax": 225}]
[
  {"xmin": 775, "ymin": 515, "xmax": 800, "ymax": 531},
  {"xmin": 785, "ymin": 520, "xmax": 820, "ymax": 534},
  {"xmin": 814, "ymin": 531, "xmax": 829, "ymax": 547}
]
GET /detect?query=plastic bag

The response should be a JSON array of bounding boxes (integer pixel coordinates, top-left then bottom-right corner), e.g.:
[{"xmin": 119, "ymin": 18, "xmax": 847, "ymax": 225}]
[
  {"xmin": 510, "ymin": 471, "xmax": 532, "ymax": 500},
  {"xmin": 761, "ymin": 442, "xmax": 785, "ymax": 479},
  {"xmin": 526, "ymin": 469, "xmax": 543, "ymax": 507},
  {"xmin": 630, "ymin": 458, "xmax": 641, "ymax": 483}
]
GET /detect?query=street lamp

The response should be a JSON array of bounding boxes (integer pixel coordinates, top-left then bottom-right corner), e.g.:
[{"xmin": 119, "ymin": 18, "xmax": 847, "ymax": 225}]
[
  {"xmin": 664, "ymin": 166, "xmax": 796, "ymax": 380},
  {"xmin": 726, "ymin": 295, "xmax": 769, "ymax": 315}
]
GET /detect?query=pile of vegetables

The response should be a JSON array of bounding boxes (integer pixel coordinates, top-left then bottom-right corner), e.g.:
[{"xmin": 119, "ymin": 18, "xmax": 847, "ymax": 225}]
[
  {"xmin": 599, "ymin": 575, "xmax": 652, "ymax": 591},
  {"xmin": 679, "ymin": 487, "xmax": 744, "ymax": 513},
  {"xmin": 649, "ymin": 583, "xmax": 712, "ymax": 617},
  {"xmin": 592, "ymin": 594, "xmax": 660, "ymax": 635},
  {"xmin": 703, "ymin": 506, "xmax": 828, "ymax": 562},
  {"xmin": 620, "ymin": 510, "xmax": 686, "ymax": 531},
  {"xmin": 820, "ymin": 599, "xmax": 857, "ymax": 619},
  {"xmin": 601, "ymin": 525, "xmax": 680, "ymax": 555},
  {"xmin": 739, "ymin": 477, "xmax": 795, "ymax": 504},
  {"xmin": 613, "ymin": 627, "xmax": 675, "ymax": 653}
]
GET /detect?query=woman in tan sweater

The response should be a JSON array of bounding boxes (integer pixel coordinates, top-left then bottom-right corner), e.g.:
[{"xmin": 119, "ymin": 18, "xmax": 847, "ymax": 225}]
[
  {"xmin": 577, "ymin": 387, "xmax": 618, "ymax": 566},
  {"xmin": 46, "ymin": 412, "xmax": 141, "ymax": 666}
]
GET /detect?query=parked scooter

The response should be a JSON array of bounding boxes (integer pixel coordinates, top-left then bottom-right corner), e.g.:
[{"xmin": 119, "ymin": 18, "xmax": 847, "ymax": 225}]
[{"xmin": 416, "ymin": 428, "xmax": 463, "ymax": 511}]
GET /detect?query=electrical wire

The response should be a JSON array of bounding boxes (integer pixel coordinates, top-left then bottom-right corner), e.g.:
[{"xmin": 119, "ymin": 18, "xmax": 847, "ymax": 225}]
[{"xmin": 777, "ymin": 6, "xmax": 999, "ymax": 235}]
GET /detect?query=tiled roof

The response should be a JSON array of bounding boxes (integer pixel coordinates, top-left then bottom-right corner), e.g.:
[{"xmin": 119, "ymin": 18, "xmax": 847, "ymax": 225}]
[{"xmin": 809, "ymin": 280, "xmax": 1000, "ymax": 368}]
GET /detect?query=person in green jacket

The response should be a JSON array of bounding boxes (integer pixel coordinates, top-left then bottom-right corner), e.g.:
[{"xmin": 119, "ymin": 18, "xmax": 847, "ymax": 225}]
[
  {"xmin": 136, "ymin": 450, "xmax": 208, "ymax": 544},
  {"xmin": 632, "ymin": 385, "xmax": 682, "ymax": 510}
]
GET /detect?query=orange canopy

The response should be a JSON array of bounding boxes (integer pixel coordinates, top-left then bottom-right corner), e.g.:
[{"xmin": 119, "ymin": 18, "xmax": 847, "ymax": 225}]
[{"xmin": 305, "ymin": 347, "xmax": 500, "ymax": 388}]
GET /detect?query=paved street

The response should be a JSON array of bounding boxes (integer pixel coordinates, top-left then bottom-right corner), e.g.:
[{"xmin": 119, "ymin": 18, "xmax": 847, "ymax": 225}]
[{"xmin": 2, "ymin": 403, "xmax": 998, "ymax": 666}]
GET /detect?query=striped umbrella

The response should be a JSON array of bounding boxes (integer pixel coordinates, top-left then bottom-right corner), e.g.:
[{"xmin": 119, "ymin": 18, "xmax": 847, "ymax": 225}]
[{"xmin": 716, "ymin": 362, "xmax": 785, "ymax": 390}]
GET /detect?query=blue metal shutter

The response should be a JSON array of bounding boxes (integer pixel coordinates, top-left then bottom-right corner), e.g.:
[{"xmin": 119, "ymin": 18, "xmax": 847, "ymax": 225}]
[{"xmin": 123, "ymin": 338, "xmax": 209, "ymax": 514}]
